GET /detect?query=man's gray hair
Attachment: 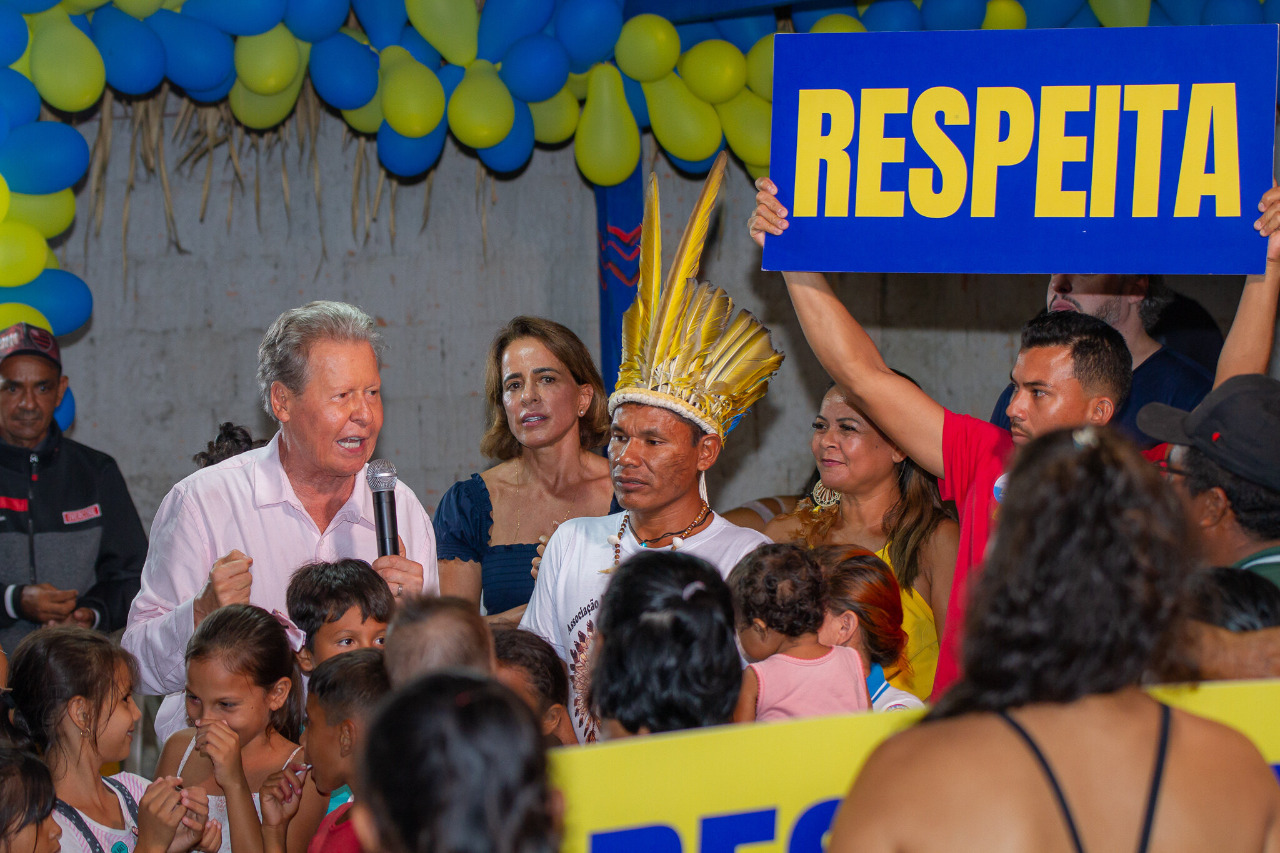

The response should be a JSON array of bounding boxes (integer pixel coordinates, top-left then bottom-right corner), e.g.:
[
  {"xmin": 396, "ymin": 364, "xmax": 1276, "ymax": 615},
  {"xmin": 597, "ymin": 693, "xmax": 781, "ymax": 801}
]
[{"xmin": 257, "ymin": 301, "xmax": 386, "ymax": 420}]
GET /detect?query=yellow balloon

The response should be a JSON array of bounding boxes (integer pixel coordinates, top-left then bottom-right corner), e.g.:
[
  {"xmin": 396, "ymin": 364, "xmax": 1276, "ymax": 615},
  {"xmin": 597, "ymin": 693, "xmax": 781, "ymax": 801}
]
[
  {"xmin": 4, "ymin": 189, "xmax": 76, "ymax": 239},
  {"xmin": 61, "ymin": 0, "xmax": 109, "ymax": 12},
  {"xmin": 566, "ymin": 70, "xmax": 589, "ymax": 101},
  {"xmin": 0, "ymin": 222, "xmax": 48, "ymax": 287},
  {"xmin": 982, "ymin": 0, "xmax": 1028, "ymax": 26},
  {"xmin": 745, "ymin": 161, "xmax": 769, "ymax": 181},
  {"xmin": 113, "ymin": 0, "xmax": 165, "ymax": 17},
  {"xmin": 343, "ymin": 88, "xmax": 384, "ymax": 134},
  {"xmin": 575, "ymin": 64, "xmax": 640, "ymax": 187},
  {"xmin": 0, "ymin": 303, "xmax": 51, "ymax": 330},
  {"xmin": 745, "ymin": 34, "xmax": 773, "ymax": 102},
  {"xmin": 0, "ymin": 174, "xmax": 8, "ymax": 223},
  {"xmin": 44, "ymin": 247, "xmax": 58, "ymax": 269},
  {"xmin": 405, "ymin": 0, "xmax": 477, "ymax": 67},
  {"xmin": 162, "ymin": 0, "xmax": 182, "ymax": 9},
  {"xmin": 25, "ymin": 8, "xmax": 68, "ymax": 32},
  {"xmin": 715, "ymin": 88, "xmax": 770, "ymax": 166},
  {"xmin": 811, "ymin": 13, "xmax": 867, "ymax": 32},
  {"xmin": 614, "ymin": 13, "xmax": 680, "ymax": 83},
  {"xmin": 30, "ymin": 20, "xmax": 104, "ymax": 112},
  {"xmin": 235, "ymin": 24, "xmax": 299, "ymax": 97},
  {"xmin": 447, "ymin": 59, "xmax": 514, "ymax": 149},
  {"xmin": 642, "ymin": 71, "xmax": 722, "ymax": 163},
  {"xmin": 1088, "ymin": 0, "xmax": 1149, "ymax": 25},
  {"xmin": 228, "ymin": 39, "xmax": 308, "ymax": 130},
  {"xmin": 529, "ymin": 86, "xmax": 579, "ymax": 145},
  {"xmin": 677, "ymin": 39, "xmax": 746, "ymax": 105},
  {"xmin": 381, "ymin": 49, "xmax": 445, "ymax": 138}
]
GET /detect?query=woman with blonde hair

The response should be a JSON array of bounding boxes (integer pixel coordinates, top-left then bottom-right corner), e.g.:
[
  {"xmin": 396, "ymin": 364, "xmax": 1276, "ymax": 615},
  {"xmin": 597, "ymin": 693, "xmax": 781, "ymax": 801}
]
[{"xmin": 436, "ymin": 317, "xmax": 614, "ymax": 624}]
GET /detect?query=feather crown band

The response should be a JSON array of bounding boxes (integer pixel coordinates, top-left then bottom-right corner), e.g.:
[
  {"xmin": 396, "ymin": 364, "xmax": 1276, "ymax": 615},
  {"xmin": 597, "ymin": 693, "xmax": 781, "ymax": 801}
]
[{"xmin": 608, "ymin": 152, "xmax": 784, "ymax": 440}]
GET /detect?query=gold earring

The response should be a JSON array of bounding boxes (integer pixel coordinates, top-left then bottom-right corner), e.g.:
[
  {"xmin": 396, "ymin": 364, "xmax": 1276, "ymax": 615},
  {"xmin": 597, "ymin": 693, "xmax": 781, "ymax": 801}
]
[{"xmin": 811, "ymin": 481, "xmax": 841, "ymax": 510}]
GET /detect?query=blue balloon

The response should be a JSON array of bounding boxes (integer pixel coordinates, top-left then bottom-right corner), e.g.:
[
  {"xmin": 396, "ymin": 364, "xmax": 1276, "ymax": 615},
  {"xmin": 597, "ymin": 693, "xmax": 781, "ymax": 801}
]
[
  {"xmin": 182, "ymin": 0, "xmax": 286, "ymax": 36},
  {"xmin": 478, "ymin": 0, "xmax": 554, "ymax": 61},
  {"xmin": 922, "ymin": 0, "xmax": 987, "ymax": 28},
  {"xmin": 1202, "ymin": 0, "xmax": 1263, "ymax": 22},
  {"xmin": 1266, "ymin": 0, "xmax": 1280, "ymax": 22},
  {"xmin": 399, "ymin": 23, "xmax": 441, "ymax": 68},
  {"xmin": 0, "ymin": 5, "xmax": 27, "ymax": 73},
  {"xmin": 622, "ymin": 71, "xmax": 647, "ymax": 129},
  {"xmin": 1157, "ymin": 0, "xmax": 1206, "ymax": 21},
  {"xmin": 713, "ymin": 11, "xmax": 775, "ymax": 51},
  {"xmin": 376, "ymin": 119, "xmax": 446, "ymax": 177},
  {"xmin": 1147, "ymin": 2, "xmax": 1174, "ymax": 23},
  {"xmin": 0, "ymin": 69, "xmax": 39, "ymax": 128},
  {"xmin": 861, "ymin": 0, "xmax": 923, "ymax": 30},
  {"xmin": 0, "ymin": 120, "xmax": 90, "ymax": 194},
  {"xmin": 675, "ymin": 22, "xmax": 720, "ymax": 51},
  {"xmin": 553, "ymin": 0, "xmax": 621, "ymax": 73},
  {"xmin": 184, "ymin": 69, "xmax": 235, "ymax": 103},
  {"xmin": 146, "ymin": 11, "xmax": 234, "ymax": 92},
  {"xmin": 1022, "ymin": 0, "xmax": 1087, "ymax": 27},
  {"xmin": 351, "ymin": 0, "xmax": 405, "ymax": 50},
  {"xmin": 6, "ymin": 269, "xmax": 93, "ymax": 335},
  {"xmin": 0, "ymin": 106, "xmax": 9, "ymax": 149},
  {"xmin": 1066, "ymin": 2, "xmax": 1101, "ymax": 25},
  {"xmin": 665, "ymin": 136, "xmax": 725, "ymax": 175},
  {"xmin": 310, "ymin": 33, "xmax": 378, "ymax": 110},
  {"xmin": 92, "ymin": 7, "xmax": 166, "ymax": 96},
  {"xmin": 53, "ymin": 387, "xmax": 74, "ymax": 432},
  {"xmin": 792, "ymin": 3, "xmax": 859, "ymax": 31},
  {"xmin": 477, "ymin": 99, "xmax": 534, "ymax": 173},
  {"xmin": 68, "ymin": 14, "xmax": 90, "ymax": 38},
  {"xmin": 283, "ymin": 0, "xmax": 348, "ymax": 42},
  {"xmin": 499, "ymin": 34, "xmax": 568, "ymax": 103},
  {"xmin": 3, "ymin": 0, "xmax": 56, "ymax": 13},
  {"xmin": 438, "ymin": 63, "xmax": 465, "ymax": 98}
]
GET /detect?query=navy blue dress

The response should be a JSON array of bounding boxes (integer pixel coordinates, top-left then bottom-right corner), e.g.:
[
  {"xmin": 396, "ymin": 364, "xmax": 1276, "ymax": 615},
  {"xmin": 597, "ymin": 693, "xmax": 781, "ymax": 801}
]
[{"xmin": 434, "ymin": 474, "xmax": 538, "ymax": 614}]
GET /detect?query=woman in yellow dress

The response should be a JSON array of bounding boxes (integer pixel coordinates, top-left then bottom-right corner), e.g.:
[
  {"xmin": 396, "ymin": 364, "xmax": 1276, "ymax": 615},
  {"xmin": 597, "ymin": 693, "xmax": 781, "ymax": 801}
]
[{"xmin": 765, "ymin": 384, "xmax": 958, "ymax": 699}]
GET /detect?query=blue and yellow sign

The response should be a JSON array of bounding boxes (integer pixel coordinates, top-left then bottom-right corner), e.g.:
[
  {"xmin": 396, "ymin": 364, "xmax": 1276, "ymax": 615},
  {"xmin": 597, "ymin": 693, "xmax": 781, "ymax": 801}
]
[
  {"xmin": 550, "ymin": 679, "xmax": 1280, "ymax": 853},
  {"xmin": 762, "ymin": 27, "xmax": 1279, "ymax": 275}
]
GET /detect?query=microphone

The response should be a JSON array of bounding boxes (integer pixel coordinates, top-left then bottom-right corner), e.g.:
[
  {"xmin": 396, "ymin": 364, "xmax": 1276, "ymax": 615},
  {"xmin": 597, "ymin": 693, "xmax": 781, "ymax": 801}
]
[{"xmin": 366, "ymin": 459, "xmax": 399, "ymax": 559}]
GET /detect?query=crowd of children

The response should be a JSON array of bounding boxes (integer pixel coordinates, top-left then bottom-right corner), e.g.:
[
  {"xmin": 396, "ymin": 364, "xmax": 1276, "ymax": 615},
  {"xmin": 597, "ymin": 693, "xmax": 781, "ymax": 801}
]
[{"xmin": 0, "ymin": 533, "xmax": 929, "ymax": 853}]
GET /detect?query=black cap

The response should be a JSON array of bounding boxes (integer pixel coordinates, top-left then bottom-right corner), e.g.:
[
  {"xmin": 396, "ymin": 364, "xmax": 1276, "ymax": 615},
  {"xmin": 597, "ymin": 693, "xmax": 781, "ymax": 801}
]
[
  {"xmin": 1137, "ymin": 374, "xmax": 1280, "ymax": 493},
  {"xmin": 0, "ymin": 323, "xmax": 60, "ymax": 368}
]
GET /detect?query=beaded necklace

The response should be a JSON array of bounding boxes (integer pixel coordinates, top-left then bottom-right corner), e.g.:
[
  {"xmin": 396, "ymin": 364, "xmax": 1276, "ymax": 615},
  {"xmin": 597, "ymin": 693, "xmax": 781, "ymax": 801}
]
[{"xmin": 603, "ymin": 501, "xmax": 711, "ymax": 573}]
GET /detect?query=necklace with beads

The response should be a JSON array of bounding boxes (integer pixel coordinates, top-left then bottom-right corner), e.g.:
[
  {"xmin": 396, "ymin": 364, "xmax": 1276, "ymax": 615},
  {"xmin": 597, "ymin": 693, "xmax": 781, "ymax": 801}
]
[{"xmin": 603, "ymin": 500, "xmax": 711, "ymax": 573}]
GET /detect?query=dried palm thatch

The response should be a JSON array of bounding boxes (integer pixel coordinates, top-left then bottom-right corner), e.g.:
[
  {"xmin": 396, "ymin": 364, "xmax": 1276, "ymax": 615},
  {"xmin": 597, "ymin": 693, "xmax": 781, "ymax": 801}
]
[{"xmin": 81, "ymin": 82, "xmax": 453, "ymax": 280}]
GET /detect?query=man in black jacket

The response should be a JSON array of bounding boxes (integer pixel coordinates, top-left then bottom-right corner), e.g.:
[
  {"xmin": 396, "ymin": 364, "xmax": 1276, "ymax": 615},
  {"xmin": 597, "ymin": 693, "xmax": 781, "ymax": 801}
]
[{"xmin": 0, "ymin": 323, "xmax": 146, "ymax": 651}]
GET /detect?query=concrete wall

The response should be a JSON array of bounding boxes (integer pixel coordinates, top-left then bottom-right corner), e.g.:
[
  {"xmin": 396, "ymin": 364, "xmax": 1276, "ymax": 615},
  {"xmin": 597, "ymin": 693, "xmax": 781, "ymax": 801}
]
[{"xmin": 52, "ymin": 101, "xmax": 1257, "ymax": 527}]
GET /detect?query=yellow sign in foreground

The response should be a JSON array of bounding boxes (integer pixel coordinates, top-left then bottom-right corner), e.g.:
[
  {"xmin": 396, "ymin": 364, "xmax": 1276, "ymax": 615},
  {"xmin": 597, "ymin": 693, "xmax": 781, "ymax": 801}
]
[{"xmin": 550, "ymin": 679, "xmax": 1280, "ymax": 853}]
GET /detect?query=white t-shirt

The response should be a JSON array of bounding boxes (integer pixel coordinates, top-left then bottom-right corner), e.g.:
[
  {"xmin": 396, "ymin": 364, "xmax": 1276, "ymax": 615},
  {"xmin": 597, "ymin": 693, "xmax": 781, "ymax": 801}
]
[
  {"xmin": 53, "ymin": 773, "xmax": 150, "ymax": 853},
  {"xmin": 520, "ymin": 512, "xmax": 769, "ymax": 743}
]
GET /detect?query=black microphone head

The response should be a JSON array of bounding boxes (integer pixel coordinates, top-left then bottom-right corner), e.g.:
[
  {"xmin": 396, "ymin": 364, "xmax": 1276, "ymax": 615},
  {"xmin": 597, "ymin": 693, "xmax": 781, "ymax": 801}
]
[{"xmin": 366, "ymin": 459, "xmax": 398, "ymax": 493}]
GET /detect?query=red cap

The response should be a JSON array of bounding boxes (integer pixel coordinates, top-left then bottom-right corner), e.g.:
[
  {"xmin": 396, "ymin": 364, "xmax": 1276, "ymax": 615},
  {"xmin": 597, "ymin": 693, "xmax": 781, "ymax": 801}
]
[{"xmin": 0, "ymin": 323, "xmax": 61, "ymax": 368}]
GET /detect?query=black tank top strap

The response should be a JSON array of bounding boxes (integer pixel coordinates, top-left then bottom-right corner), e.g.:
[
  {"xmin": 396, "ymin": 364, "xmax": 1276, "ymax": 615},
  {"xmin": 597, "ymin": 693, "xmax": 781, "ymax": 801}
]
[
  {"xmin": 1135, "ymin": 703, "xmax": 1173, "ymax": 853},
  {"xmin": 996, "ymin": 710, "xmax": 1086, "ymax": 853}
]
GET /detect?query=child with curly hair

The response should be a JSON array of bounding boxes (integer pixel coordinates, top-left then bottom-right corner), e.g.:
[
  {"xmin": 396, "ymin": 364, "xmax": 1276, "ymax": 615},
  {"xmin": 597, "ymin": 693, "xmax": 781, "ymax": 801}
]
[{"xmin": 729, "ymin": 544, "xmax": 870, "ymax": 723}]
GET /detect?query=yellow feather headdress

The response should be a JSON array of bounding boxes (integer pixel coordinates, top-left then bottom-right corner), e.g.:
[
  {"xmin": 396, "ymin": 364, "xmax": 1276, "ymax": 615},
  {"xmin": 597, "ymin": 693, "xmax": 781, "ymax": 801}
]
[{"xmin": 608, "ymin": 152, "xmax": 784, "ymax": 440}]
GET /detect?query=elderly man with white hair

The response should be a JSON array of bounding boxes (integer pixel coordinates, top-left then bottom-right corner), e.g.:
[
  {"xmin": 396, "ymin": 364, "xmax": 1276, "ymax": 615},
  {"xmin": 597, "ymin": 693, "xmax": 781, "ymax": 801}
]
[{"xmin": 124, "ymin": 301, "xmax": 437, "ymax": 740}]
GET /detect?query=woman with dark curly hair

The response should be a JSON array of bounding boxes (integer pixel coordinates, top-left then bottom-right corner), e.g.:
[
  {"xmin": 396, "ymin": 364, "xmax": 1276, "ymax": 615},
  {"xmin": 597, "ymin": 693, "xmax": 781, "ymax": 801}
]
[
  {"xmin": 765, "ymin": 384, "xmax": 958, "ymax": 700},
  {"xmin": 435, "ymin": 317, "xmax": 615, "ymax": 625},
  {"xmin": 729, "ymin": 543, "xmax": 869, "ymax": 723},
  {"xmin": 829, "ymin": 427, "xmax": 1280, "ymax": 852}
]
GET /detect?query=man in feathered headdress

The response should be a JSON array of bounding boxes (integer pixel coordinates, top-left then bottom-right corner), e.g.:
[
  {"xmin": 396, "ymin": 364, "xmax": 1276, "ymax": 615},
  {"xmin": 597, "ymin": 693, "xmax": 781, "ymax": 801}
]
[{"xmin": 520, "ymin": 153, "xmax": 782, "ymax": 744}]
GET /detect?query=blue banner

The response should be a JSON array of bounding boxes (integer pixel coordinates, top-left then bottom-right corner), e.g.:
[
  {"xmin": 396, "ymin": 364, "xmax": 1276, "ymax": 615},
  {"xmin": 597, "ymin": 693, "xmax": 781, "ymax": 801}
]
[{"xmin": 762, "ymin": 26, "xmax": 1279, "ymax": 275}]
